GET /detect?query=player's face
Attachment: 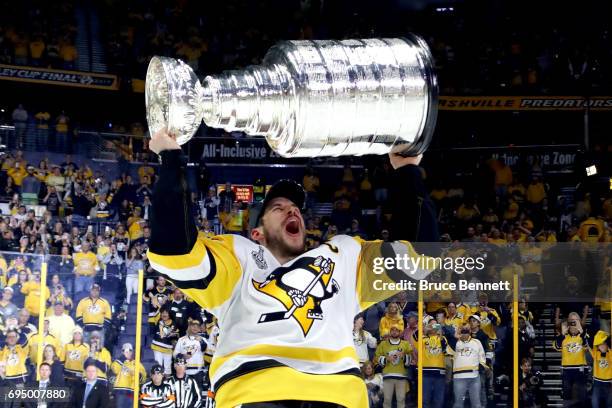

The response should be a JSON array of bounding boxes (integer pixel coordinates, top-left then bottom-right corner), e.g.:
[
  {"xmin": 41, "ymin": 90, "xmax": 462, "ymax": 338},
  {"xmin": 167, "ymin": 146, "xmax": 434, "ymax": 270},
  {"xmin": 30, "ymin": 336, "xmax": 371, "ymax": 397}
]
[{"xmin": 258, "ymin": 197, "xmax": 306, "ymax": 259}]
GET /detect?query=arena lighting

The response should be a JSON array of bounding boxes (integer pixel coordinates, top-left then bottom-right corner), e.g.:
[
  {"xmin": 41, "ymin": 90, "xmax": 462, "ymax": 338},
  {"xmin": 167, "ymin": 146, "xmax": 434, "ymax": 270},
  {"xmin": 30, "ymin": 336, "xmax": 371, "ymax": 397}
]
[{"xmin": 586, "ymin": 165, "xmax": 598, "ymax": 176}]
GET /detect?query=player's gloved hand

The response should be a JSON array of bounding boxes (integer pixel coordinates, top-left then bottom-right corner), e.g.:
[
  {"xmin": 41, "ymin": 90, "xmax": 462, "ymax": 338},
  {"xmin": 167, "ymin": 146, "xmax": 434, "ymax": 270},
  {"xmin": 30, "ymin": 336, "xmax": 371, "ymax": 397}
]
[
  {"xmin": 288, "ymin": 289, "xmax": 306, "ymax": 307},
  {"xmin": 149, "ymin": 128, "xmax": 181, "ymax": 155},
  {"xmin": 388, "ymin": 153, "xmax": 423, "ymax": 169}
]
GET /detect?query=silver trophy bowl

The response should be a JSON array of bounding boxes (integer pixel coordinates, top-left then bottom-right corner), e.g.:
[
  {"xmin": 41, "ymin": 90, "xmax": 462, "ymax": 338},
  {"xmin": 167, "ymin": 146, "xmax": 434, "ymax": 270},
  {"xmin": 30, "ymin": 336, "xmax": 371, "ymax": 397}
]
[{"xmin": 146, "ymin": 35, "xmax": 437, "ymax": 157}]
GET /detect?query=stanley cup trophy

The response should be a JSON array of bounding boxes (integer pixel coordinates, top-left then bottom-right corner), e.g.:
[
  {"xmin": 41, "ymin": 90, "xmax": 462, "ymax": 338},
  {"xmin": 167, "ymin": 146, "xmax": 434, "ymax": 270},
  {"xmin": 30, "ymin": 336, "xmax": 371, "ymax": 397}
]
[{"xmin": 146, "ymin": 35, "xmax": 438, "ymax": 157}]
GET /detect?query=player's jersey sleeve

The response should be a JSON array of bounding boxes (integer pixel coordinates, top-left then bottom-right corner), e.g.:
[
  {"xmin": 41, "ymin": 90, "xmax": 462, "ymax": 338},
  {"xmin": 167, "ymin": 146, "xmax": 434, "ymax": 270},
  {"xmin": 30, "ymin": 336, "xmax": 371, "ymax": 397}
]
[
  {"xmin": 148, "ymin": 233, "xmax": 243, "ymax": 312},
  {"xmin": 354, "ymin": 237, "xmax": 437, "ymax": 311}
]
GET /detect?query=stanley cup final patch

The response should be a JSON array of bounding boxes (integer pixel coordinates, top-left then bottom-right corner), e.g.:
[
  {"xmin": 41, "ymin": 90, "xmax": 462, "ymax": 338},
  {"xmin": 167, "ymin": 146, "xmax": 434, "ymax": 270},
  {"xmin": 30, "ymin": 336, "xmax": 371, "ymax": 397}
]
[
  {"xmin": 251, "ymin": 247, "xmax": 268, "ymax": 270},
  {"xmin": 252, "ymin": 256, "xmax": 339, "ymax": 336}
]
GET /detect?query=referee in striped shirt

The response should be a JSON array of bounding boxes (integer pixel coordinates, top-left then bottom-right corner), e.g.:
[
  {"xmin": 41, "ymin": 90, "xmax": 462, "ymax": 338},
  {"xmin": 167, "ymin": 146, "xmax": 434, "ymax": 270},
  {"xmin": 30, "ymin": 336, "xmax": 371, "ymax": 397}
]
[
  {"xmin": 141, "ymin": 364, "xmax": 175, "ymax": 407},
  {"xmin": 169, "ymin": 354, "xmax": 203, "ymax": 408}
]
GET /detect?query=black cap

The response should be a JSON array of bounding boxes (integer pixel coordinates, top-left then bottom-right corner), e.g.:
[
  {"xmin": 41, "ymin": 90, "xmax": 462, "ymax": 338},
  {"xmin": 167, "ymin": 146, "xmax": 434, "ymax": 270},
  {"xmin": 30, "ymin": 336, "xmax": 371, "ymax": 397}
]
[
  {"xmin": 254, "ymin": 179, "xmax": 305, "ymax": 227},
  {"xmin": 174, "ymin": 354, "xmax": 187, "ymax": 365},
  {"xmin": 150, "ymin": 364, "xmax": 164, "ymax": 374}
]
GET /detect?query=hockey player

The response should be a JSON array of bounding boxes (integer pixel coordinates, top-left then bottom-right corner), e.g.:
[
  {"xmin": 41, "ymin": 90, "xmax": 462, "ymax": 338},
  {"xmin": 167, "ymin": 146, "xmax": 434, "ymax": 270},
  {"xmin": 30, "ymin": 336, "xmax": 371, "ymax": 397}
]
[{"xmin": 147, "ymin": 129, "xmax": 438, "ymax": 407}]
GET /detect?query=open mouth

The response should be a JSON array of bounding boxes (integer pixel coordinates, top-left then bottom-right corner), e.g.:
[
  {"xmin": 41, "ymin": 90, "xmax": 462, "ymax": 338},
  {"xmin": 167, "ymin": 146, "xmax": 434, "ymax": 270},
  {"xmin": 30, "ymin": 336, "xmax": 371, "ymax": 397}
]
[{"xmin": 285, "ymin": 218, "xmax": 300, "ymax": 236}]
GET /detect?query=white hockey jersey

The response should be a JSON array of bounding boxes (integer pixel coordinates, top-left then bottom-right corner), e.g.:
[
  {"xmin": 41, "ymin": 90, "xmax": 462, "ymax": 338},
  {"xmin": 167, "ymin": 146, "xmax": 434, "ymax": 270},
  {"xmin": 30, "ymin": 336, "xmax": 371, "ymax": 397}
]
[
  {"xmin": 447, "ymin": 338, "xmax": 487, "ymax": 379},
  {"xmin": 148, "ymin": 232, "xmax": 430, "ymax": 408},
  {"xmin": 173, "ymin": 334, "xmax": 206, "ymax": 374}
]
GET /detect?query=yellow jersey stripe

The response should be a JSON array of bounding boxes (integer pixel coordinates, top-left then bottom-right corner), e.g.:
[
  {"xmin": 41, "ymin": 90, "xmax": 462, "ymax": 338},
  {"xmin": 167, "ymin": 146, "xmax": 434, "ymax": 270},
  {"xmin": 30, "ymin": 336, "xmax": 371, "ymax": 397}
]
[
  {"xmin": 210, "ymin": 344, "xmax": 359, "ymax": 379},
  {"xmin": 214, "ymin": 366, "xmax": 368, "ymax": 408},
  {"xmin": 148, "ymin": 235, "xmax": 208, "ymax": 271}
]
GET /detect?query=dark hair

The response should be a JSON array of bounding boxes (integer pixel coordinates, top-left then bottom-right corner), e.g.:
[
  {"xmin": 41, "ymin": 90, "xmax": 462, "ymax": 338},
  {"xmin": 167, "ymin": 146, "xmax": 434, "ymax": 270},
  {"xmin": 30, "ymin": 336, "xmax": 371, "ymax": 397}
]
[
  {"xmin": 84, "ymin": 358, "xmax": 98, "ymax": 370},
  {"xmin": 39, "ymin": 362, "xmax": 51, "ymax": 370}
]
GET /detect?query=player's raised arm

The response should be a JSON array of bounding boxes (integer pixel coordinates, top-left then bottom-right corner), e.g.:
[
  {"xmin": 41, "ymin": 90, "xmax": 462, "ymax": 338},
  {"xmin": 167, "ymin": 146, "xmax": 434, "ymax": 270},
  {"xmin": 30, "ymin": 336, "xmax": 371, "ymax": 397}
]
[
  {"xmin": 388, "ymin": 153, "xmax": 439, "ymax": 242},
  {"xmin": 148, "ymin": 129, "xmax": 197, "ymax": 256},
  {"xmin": 147, "ymin": 129, "xmax": 242, "ymax": 313}
]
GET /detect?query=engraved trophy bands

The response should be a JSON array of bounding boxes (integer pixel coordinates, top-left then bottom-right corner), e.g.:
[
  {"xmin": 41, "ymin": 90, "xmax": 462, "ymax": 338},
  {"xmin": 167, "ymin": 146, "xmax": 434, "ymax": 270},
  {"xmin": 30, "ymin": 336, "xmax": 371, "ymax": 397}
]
[{"xmin": 146, "ymin": 35, "xmax": 438, "ymax": 157}]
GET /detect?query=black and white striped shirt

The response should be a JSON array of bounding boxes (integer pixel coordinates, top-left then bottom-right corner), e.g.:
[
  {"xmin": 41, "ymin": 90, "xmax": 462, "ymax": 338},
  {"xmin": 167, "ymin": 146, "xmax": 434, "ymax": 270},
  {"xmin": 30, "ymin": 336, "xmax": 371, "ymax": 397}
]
[
  {"xmin": 140, "ymin": 380, "xmax": 176, "ymax": 407},
  {"xmin": 168, "ymin": 375, "xmax": 202, "ymax": 408}
]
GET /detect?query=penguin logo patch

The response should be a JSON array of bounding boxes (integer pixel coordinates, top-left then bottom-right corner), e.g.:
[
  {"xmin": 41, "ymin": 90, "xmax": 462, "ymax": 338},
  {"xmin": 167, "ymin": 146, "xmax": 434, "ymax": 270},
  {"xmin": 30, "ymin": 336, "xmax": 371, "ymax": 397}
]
[
  {"xmin": 253, "ymin": 256, "xmax": 339, "ymax": 336},
  {"xmin": 251, "ymin": 247, "xmax": 267, "ymax": 270}
]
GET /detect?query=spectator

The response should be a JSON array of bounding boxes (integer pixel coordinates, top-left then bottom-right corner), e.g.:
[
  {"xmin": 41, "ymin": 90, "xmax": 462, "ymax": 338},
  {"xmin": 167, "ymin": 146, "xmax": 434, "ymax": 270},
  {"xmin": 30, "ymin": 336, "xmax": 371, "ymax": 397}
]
[
  {"xmin": 125, "ymin": 248, "xmax": 143, "ymax": 305},
  {"xmin": 54, "ymin": 246, "xmax": 74, "ymax": 287},
  {"xmin": 25, "ymin": 362, "xmax": 60, "ymax": 408},
  {"xmin": 467, "ymin": 314, "xmax": 494, "ymax": 406},
  {"xmin": 203, "ymin": 187, "xmax": 220, "ymax": 233},
  {"xmin": 34, "ymin": 110, "xmax": 51, "ymax": 152},
  {"xmin": 218, "ymin": 182, "xmax": 235, "ymax": 213},
  {"xmin": 85, "ymin": 331, "xmax": 111, "ymax": 384},
  {"xmin": 55, "ymin": 112, "xmax": 70, "ymax": 152},
  {"xmin": 42, "ymin": 344, "xmax": 65, "ymax": 386},
  {"xmin": 347, "ymin": 218, "xmax": 366, "ymax": 239},
  {"xmin": 141, "ymin": 195, "xmax": 153, "ymax": 221},
  {"xmin": 589, "ymin": 331, "xmax": 612, "ymax": 408},
  {"xmin": 27, "ymin": 319, "xmax": 63, "ymax": 367},
  {"xmin": 220, "ymin": 201, "xmax": 247, "ymax": 235},
  {"xmin": 0, "ymin": 329, "xmax": 29, "ymax": 384},
  {"xmin": 113, "ymin": 224, "xmax": 130, "ymax": 259},
  {"xmin": 64, "ymin": 327, "xmax": 89, "ymax": 388},
  {"xmin": 144, "ymin": 275, "xmax": 172, "ymax": 333},
  {"xmin": 75, "ymin": 284, "xmax": 111, "ymax": 342},
  {"xmin": 127, "ymin": 207, "xmax": 146, "ymax": 241},
  {"xmin": 173, "ymin": 318, "xmax": 206, "ymax": 380},
  {"xmin": 362, "ymin": 360, "xmax": 383, "ymax": 408},
  {"xmin": 379, "ymin": 302, "xmax": 404, "ymax": 339},
  {"xmin": 100, "ymin": 242, "xmax": 124, "ymax": 297},
  {"xmin": 136, "ymin": 177, "xmax": 153, "ymax": 205},
  {"xmin": 526, "ymin": 176, "xmax": 546, "ymax": 207},
  {"xmin": 0, "ymin": 287, "xmax": 18, "ymax": 320},
  {"xmin": 7, "ymin": 162, "xmax": 27, "ymax": 192},
  {"xmin": 374, "ymin": 324, "xmax": 411, "ymax": 408},
  {"xmin": 422, "ymin": 316, "xmax": 448, "ymax": 408},
  {"xmin": 20, "ymin": 166, "xmax": 41, "ymax": 205},
  {"xmin": 43, "ymin": 186, "xmax": 63, "ymax": 217},
  {"xmin": 518, "ymin": 358, "xmax": 546, "ymax": 408},
  {"xmin": 518, "ymin": 315, "xmax": 536, "ymax": 360},
  {"xmin": 447, "ymin": 323, "xmax": 489, "ymax": 408},
  {"xmin": 73, "ymin": 360, "xmax": 109, "ymax": 408},
  {"xmin": 303, "ymin": 167, "xmax": 320, "ymax": 208},
  {"xmin": 73, "ymin": 241, "xmax": 99, "ymax": 295},
  {"xmin": 11, "ymin": 105, "xmax": 28, "ymax": 150},
  {"xmin": 59, "ymin": 41, "xmax": 77, "ymax": 70},
  {"xmin": 47, "ymin": 301, "xmax": 75, "ymax": 345},
  {"xmin": 21, "ymin": 271, "xmax": 50, "ymax": 319},
  {"xmin": 46, "ymin": 278, "xmax": 73, "ymax": 315},
  {"xmin": 111, "ymin": 343, "xmax": 146, "ymax": 408},
  {"xmin": 16, "ymin": 309, "xmax": 37, "ymax": 340},
  {"xmin": 553, "ymin": 314, "xmax": 588, "ymax": 404},
  {"xmin": 353, "ymin": 314, "xmax": 377, "ymax": 366},
  {"xmin": 151, "ymin": 308, "xmax": 179, "ymax": 376},
  {"xmin": 167, "ymin": 288, "xmax": 196, "ymax": 336}
]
